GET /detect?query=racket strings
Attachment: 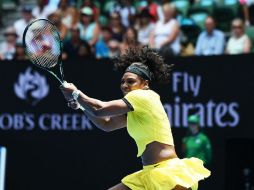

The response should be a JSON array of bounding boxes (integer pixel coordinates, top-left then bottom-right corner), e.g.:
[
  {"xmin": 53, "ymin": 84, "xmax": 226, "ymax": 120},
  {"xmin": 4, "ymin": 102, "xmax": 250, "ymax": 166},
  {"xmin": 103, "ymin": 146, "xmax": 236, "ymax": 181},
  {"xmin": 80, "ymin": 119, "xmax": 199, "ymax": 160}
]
[{"xmin": 24, "ymin": 20, "xmax": 61, "ymax": 69}]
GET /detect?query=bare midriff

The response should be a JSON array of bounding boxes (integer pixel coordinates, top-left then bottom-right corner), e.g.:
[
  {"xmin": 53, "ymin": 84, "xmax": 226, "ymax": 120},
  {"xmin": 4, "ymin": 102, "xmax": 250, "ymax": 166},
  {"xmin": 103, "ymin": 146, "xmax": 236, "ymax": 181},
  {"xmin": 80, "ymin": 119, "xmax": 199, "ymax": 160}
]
[{"xmin": 141, "ymin": 141, "xmax": 178, "ymax": 166}]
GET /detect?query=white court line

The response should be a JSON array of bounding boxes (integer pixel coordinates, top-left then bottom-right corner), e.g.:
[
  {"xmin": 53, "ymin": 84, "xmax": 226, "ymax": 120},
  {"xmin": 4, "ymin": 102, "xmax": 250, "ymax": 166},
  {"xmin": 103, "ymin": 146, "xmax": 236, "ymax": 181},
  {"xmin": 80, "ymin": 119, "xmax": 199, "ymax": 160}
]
[{"xmin": 0, "ymin": 147, "xmax": 7, "ymax": 190}]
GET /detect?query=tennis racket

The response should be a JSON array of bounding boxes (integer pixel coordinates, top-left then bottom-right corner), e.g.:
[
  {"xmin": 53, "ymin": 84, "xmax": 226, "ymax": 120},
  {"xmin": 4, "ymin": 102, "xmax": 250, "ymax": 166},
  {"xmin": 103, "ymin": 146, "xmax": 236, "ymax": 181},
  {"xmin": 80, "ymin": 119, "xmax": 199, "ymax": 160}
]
[{"xmin": 23, "ymin": 18, "xmax": 85, "ymax": 111}]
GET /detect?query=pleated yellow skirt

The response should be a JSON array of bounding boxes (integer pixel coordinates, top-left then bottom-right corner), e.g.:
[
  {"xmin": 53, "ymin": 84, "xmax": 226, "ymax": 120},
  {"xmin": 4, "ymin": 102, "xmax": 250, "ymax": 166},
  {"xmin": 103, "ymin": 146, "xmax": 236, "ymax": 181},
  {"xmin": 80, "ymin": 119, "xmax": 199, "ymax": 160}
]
[{"xmin": 121, "ymin": 157, "xmax": 211, "ymax": 190}]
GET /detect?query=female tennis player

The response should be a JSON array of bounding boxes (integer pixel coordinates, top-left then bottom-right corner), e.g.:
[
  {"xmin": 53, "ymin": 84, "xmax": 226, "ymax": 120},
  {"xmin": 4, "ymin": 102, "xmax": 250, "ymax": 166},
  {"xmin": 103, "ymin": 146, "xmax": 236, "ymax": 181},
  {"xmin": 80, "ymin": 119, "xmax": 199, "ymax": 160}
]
[{"xmin": 60, "ymin": 47, "xmax": 210, "ymax": 190}]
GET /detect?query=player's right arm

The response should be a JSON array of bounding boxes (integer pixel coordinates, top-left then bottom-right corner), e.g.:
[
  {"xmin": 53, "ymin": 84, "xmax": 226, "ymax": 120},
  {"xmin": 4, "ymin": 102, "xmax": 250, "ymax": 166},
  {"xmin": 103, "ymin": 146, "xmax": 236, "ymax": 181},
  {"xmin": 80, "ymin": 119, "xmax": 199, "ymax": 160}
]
[
  {"xmin": 60, "ymin": 83, "xmax": 131, "ymax": 131},
  {"xmin": 68, "ymin": 100, "xmax": 127, "ymax": 132},
  {"xmin": 60, "ymin": 83, "xmax": 131, "ymax": 117},
  {"xmin": 86, "ymin": 112, "xmax": 127, "ymax": 132}
]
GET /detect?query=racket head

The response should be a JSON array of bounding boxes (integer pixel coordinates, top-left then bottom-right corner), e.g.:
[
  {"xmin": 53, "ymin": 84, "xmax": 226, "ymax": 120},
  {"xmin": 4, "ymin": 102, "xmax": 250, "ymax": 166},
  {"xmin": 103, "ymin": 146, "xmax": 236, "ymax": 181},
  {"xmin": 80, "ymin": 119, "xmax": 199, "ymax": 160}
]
[{"xmin": 23, "ymin": 19, "xmax": 62, "ymax": 70}]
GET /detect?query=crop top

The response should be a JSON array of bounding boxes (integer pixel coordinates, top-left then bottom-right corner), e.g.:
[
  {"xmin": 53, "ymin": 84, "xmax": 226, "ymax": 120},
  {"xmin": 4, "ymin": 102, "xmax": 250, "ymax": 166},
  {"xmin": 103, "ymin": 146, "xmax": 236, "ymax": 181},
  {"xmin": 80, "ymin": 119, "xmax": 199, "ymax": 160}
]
[{"xmin": 123, "ymin": 89, "xmax": 174, "ymax": 157}]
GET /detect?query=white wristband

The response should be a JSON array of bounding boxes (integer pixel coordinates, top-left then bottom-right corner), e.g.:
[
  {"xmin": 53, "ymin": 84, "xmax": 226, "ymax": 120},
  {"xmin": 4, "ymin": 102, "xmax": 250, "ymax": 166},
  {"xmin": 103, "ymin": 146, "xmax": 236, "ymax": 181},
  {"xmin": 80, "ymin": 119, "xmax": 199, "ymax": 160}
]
[{"xmin": 72, "ymin": 90, "xmax": 81, "ymax": 101}]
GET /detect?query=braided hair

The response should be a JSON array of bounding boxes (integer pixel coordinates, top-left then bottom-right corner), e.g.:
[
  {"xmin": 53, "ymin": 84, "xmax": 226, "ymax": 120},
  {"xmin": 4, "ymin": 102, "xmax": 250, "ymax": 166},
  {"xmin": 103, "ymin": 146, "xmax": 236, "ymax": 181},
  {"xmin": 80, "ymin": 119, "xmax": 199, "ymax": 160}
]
[{"xmin": 113, "ymin": 46, "xmax": 173, "ymax": 84}]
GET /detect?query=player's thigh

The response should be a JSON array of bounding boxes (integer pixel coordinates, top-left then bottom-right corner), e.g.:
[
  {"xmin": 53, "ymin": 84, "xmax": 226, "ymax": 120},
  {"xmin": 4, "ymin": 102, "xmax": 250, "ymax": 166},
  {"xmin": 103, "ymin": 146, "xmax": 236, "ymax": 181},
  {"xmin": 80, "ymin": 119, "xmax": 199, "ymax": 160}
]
[{"xmin": 108, "ymin": 183, "xmax": 130, "ymax": 190}]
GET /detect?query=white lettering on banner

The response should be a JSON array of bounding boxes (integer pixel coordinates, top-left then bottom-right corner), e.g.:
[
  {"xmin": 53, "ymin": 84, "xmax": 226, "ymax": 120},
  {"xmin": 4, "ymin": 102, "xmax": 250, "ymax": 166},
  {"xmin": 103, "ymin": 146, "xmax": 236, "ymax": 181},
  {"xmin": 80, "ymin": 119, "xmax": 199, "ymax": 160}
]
[
  {"xmin": 173, "ymin": 97, "xmax": 181, "ymax": 127},
  {"xmin": 164, "ymin": 98, "xmax": 240, "ymax": 128},
  {"xmin": 0, "ymin": 113, "xmax": 35, "ymax": 130},
  {"xmin": 182, "ymin": 103, "xmax": 194, "ymax": 127},
  {"xmin": 0, "ymin": 113, "xmax": 93, "ymax": 131},
  {"xmin": 207, "ymin": 101, "xmax": 215, "ymax": 127},
  {"xmin": 5, "ymin": 70, "xmax": 241, "ymax": 130},
  {"xmin": 215, "ymin": 104, "xmax": 228, "ymax": 127},
  {"xmin": 39, "ymin": 114, "xmax": 93, "ymax": 131},
  {"xmin": 169, "ymin": 71, "xmax": 241, "ymax": 128},
  {"xmin": 228, "ymin": 103, "xmax": 240, "ymax": 127},
  {"xmin": 39, "ymin": 113, "xmax": 93, "ymax": 131},
  {"xmin": 172, "ymin": 72, "xmax": 201, "ymax": 97}
]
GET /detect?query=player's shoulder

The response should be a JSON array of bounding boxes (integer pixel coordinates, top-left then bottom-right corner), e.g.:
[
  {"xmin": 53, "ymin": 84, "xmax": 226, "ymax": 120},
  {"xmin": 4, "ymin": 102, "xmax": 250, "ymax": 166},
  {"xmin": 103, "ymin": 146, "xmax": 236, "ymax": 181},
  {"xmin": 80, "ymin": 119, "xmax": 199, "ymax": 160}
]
[
  {"xmin": 128, "ymin": 89, "xmax": 158, "ymax": 98},
  {"xmin": 126, "ymin": 89, "xmax": 145, "ymax": 98},
  {"xmin": 125, "ymin": 90, "xmax": 153, "ymax": 104}
]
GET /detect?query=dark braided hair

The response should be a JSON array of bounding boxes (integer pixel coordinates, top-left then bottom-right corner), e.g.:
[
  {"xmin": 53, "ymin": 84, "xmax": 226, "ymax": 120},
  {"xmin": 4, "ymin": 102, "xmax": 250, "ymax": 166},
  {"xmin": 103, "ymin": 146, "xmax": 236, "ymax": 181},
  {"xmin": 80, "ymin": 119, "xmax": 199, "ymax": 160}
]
[{"xmin": 113, "ymin": 46, "xmax": 173, "ymax": 84}]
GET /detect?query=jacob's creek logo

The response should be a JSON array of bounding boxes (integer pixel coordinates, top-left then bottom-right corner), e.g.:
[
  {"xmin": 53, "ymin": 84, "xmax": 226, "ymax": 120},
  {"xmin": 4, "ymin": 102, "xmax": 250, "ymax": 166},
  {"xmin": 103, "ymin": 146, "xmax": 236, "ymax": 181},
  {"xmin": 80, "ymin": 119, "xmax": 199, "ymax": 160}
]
[
  {"xmin": 0, "ymin": 67, "xmax": 93, "ymax": 131},
  {"xmin": 14, "ymin": 67, "xmax": 49, "ymax": 105}
]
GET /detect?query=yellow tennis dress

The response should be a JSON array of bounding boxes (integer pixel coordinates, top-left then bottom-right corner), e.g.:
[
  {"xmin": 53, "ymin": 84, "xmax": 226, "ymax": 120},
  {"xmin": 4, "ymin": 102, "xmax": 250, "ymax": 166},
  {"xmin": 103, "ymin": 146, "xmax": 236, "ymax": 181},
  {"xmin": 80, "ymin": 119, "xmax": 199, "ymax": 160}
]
[{"xmin": 121, "ymin": 89, "xmax": 210, "ymax": 190}]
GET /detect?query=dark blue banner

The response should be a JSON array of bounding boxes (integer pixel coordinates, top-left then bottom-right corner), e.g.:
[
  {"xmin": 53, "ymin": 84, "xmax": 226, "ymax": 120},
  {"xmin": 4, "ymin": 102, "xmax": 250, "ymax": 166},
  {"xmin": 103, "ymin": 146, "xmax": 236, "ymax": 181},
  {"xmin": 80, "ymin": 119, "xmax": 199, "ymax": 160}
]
[{"xmin": 0, "ymin": 54, "xmax": 254, "ymax": 189}]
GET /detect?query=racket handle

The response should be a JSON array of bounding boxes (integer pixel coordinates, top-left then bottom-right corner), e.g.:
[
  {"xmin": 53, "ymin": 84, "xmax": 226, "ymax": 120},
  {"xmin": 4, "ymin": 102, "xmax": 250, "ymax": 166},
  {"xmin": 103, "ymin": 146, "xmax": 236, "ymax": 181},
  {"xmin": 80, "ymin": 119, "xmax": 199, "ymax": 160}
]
[
  {"xmin": 60, "ymin": 81, "xmax": 85, "ymax": 112},
  {"xmin": 79, "ymin": 105, "xmax": 86, "ymax": 112},
  {"xmin": 61, "ymin": 80, "xmax": 68, "ymax": 88},
  {"xmin": 76, "ymin": 102, "xmax": 85, "ymax": 112}
]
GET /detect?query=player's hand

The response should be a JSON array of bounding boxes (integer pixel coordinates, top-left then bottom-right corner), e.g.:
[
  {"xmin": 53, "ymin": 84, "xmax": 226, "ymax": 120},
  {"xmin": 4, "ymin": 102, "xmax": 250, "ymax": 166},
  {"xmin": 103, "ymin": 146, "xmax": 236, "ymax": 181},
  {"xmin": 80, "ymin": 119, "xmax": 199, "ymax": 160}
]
[
  {"xmin": 67, "ymin": 99, "xmax": 80, "ymax": 110},
  {"xmin": 59, "ymin": 82, "xmax": 78, "ymax": 101}
]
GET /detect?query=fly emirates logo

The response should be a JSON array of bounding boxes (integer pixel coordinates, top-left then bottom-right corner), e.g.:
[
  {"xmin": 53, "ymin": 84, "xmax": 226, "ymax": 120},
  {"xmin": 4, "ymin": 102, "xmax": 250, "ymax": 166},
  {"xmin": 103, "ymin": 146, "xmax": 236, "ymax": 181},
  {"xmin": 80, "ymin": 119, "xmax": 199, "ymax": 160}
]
[{"xmin": 164, "ymin": 72, "xmax": 240, "ymax": 128}]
